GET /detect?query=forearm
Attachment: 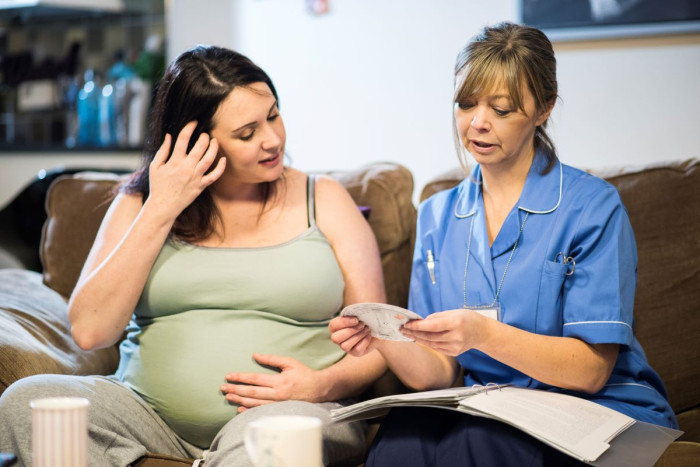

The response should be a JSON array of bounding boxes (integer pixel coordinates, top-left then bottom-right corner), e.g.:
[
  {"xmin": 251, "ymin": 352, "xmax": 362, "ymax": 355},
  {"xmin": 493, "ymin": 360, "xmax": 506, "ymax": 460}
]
[
  {"xmin": 376, "ymin": 340, "xmax": 458, "ymax": 391},
  {"xmin": 317, "ymin": 350, "xmax": 387, "ymax": 401},
  {"xmin": 478, "ymin": 318, "xmax": 617, "ymax": 393},
  {"xmin": 69, "ymin": 201, "xmax": 174, "ymax": 350}
]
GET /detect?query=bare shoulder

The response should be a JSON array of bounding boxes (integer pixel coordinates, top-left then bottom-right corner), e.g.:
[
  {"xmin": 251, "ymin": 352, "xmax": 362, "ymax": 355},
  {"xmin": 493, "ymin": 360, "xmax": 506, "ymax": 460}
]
[
  {"xmin": 281, "ymin": 168, "xmax": 353, "ymax": 210},
  {"xmin": 313, "ymin": 173, "xmax": 353, "ymax": 202},
  {"xmin": 79, "ymin": 191, "xmax": 144, "ymax": 279},
  {"xmin": 105, "ymin": 191, "xmax": 143, "ymax": 222},
  {"xmin": 94, "ymin": 192, "xmax": 144, "ymax": 244},
  {"xmin": 312, "ymin": 174, "xmax": 367, "ymax": 239}
]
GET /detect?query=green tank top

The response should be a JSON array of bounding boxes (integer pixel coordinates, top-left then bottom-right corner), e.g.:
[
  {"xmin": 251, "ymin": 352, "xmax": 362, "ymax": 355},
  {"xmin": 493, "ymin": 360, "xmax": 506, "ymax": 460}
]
[{"xmin": 116, "ymin": 176, "xmax": 346, "ymax": 448}]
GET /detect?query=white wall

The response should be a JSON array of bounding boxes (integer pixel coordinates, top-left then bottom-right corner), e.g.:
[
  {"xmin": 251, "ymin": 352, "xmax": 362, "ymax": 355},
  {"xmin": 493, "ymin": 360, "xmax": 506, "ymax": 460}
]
[{"xmin": 168, "ymin": 0, "xmax": 700, "ymax": 203}]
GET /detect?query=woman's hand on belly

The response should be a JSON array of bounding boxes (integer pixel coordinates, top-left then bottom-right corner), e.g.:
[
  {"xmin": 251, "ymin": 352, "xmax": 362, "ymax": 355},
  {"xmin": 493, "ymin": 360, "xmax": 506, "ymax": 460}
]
[{"xmin": 220, "ymin": 353, "xmax": 329, "ymax": 412}]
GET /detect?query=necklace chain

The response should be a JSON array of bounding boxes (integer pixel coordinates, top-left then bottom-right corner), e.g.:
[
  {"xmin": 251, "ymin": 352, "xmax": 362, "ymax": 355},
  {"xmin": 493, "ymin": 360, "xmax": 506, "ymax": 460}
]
[{"xmin": 462, "ymin": 212, "xmax": 529, "ymax": 309}]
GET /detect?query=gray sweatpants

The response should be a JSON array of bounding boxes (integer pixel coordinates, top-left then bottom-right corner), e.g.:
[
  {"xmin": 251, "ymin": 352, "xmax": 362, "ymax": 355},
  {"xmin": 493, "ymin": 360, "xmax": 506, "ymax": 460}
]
[{"xmin": 0, "ymin": 374, "xmax": 366, "ymax": 466}]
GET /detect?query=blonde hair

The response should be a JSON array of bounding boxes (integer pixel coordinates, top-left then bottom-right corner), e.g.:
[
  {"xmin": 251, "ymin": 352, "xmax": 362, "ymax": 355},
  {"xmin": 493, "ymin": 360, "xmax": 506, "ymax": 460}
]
[{"xmin": 453, "ymin": 22, "xmax": 558, "ymax": 174}]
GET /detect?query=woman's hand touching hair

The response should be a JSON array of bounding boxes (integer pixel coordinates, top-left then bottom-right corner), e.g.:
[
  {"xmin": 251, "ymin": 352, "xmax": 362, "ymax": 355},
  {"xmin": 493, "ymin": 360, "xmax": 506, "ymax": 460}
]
[{"xmin": 147, "ymin": 120, "xmax": 226, "ymax": 222}]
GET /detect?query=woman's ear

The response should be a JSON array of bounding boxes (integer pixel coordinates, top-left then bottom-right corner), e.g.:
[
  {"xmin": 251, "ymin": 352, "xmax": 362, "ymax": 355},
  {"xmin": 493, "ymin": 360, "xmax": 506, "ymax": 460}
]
[{"xmin": 536, "ymin": 100, "xmax": 555, "ymax": 126}]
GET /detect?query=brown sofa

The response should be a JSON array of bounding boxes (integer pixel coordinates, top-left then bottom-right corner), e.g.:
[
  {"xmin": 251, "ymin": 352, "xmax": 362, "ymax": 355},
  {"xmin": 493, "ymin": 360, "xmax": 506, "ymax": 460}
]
[
  {"xmin": 0, "ymin": 162, "xmax": 416, "ymax": 466},
  {"xmin": 1, "ymin": 158, "xmax": 698, "ymax": 466},
  {"xmin": 420, "ymin": 159, "xmax": 700, "ymax": 467}
]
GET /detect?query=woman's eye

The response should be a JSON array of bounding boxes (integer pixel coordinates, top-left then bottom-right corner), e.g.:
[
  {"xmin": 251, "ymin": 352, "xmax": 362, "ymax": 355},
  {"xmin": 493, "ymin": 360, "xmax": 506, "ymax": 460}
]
[
  {"xmin": 240, "ymin": 131, "xmax": 255, "ymax": 141},
  {"xmin": 457, "ymin": 101, "xmax": 474, "ymax": 110},
  {"xmin": 494, "ymin": 108, "xmax": 512, "ymax": 117},
  {"xmin": 267, "ymin": 113, "xmax": 280, "ymax": 121}
]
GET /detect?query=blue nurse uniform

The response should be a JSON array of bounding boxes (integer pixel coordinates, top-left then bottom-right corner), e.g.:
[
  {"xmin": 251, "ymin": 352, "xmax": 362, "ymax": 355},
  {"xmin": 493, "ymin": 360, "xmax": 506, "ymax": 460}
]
[{"xmin": 410, "ymin": 154, "xmax": 677, "ymax": 428}]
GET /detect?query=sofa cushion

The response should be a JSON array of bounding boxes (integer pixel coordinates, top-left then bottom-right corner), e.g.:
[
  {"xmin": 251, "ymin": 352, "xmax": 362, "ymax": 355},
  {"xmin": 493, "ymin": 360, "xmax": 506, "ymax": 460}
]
[
  {"xmin": 420, "ymin": 167, "xmax": 465, "ymax": 202},
  {"xmin": 598, "ymin": 159, "xmax": 700, "ymax": 417},
  {"xmin": 41, "ymin": 172, "xmax": 124, "ymax": 299},
  {"xmin": 0, "ymin": 269, "xmax": 119, "ymax": 395}
]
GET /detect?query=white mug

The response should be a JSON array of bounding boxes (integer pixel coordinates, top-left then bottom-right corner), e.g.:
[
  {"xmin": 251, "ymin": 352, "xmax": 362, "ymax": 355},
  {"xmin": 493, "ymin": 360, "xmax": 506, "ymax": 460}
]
[
  {"xmin": 244, "ymin": 415, "xmax": 323, "ymax": 467},
  {"xmin": 31, "ymin": 397, "xmax": 89, "ymax": 467}
]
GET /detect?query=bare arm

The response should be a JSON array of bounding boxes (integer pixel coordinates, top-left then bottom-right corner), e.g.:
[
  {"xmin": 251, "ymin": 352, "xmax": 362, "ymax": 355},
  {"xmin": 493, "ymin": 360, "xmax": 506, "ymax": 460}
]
[
  {"xmin": 323, "ymin": 172, "xmax": 460, "ymax": 391},
  {"xmin": 69, "ymin": 123, "xmax": 225, "ymax": 350},
  {"xmin": 403, "ymin": 309, "xmax": 619, "ymax": 393},
  {"xmin": 68, "ymin": 193, "xmax": 173, "ymax": 350},
  {"xmin": 315, "ymin": 175, "xmax": 389, "ymax": 396},
  {"xmin": 329, "ymin": 316, "xmax": 460, "ymax": 391}
]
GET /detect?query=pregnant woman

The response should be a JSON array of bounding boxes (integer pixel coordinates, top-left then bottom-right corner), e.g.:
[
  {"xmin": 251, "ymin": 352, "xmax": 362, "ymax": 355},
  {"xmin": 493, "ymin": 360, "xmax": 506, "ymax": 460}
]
[{"xmin": 0, "ymin": 45, "xmax": 386, "ymax": 467}]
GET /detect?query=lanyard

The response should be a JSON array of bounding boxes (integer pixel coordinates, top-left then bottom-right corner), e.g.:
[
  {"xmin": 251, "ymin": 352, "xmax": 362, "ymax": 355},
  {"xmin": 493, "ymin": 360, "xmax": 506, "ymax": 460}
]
[{"xmin": 462, "ymin": 211, "xmax": 529, "ymax": 309}]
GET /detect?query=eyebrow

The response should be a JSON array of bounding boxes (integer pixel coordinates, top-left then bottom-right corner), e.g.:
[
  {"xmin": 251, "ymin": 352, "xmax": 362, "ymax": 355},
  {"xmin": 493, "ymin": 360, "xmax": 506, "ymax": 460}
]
[
  {"xmin": 487, "ymin": 94, "xmax": 513, "ymax": 101},
  {"xmin": 460, "ymin": 93, "xmax": 512, "ymax": 102},
  {"xmin": 232, "ymin": 101, "xmax": 279, "ymax": 133}
]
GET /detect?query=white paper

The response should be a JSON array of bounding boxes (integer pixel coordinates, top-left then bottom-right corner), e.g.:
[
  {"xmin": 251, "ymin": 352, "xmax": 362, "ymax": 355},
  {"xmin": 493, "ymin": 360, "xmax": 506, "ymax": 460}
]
[
  {"xmin": 341, "ymin": 303, "xmax": 423, "ymax": 341},
  {"xmin": 458, "ymin": 387, "xmax": 635, "ymax": 463}
]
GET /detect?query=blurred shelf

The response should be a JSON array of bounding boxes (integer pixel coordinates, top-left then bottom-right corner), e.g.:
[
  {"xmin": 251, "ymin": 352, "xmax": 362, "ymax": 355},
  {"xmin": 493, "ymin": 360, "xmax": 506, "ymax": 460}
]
[{"xmin": 0, "ymin": 144, "xmax": 143, "ymax": 153}]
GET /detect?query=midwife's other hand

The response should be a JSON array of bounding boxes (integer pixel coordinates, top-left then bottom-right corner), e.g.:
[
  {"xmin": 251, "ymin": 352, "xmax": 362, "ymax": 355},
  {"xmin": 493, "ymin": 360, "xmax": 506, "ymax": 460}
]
[
  {"xmin": 401, "ymin": 308, "xmax": 488, "ymax": 356},
  {"xmin": 329, "ymin": 315, "xmax": 376, "ymax": 356},
  {"xmin": 220, "ymin": 354, "xmax": 328, "ymax": 413},
  {"xmin": 147, "ymin": 121, "xmax": 226, "ymax": 221}
]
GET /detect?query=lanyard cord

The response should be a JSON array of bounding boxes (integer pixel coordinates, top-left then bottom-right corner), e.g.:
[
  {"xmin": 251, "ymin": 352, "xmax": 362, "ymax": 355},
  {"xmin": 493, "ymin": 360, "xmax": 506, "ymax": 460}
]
[{"xmin": 463, "ymin": 212, "xmax": 529, "ymax": 309}]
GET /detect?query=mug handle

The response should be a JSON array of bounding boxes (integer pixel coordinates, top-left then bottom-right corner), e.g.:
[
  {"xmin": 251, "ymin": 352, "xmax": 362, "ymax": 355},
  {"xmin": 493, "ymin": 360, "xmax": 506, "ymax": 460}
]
[{"xmin": 243, "ymin": 423, "xmax": 258, "ymax": 465}]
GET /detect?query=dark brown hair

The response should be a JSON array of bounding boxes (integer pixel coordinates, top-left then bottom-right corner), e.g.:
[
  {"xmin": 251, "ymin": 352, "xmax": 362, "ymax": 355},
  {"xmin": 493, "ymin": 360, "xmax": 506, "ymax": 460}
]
[
  {"xmin": 122, "ymin": 45, "xmax": 280, "ymax": 241},
  {"xmin": 454, "ymin": 22, "xmax": 558, "ymax": 174}
]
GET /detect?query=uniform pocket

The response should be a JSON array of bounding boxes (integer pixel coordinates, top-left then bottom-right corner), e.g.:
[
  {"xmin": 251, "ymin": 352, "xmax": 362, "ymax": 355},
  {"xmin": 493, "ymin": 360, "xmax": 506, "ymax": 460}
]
[
  {"xmin": 542, "ymin": 259, "xmax": 570, "ymax": 278},
  {"xmin": 536, "ymin": 260, "xmax": 569, "ymax": 333}
]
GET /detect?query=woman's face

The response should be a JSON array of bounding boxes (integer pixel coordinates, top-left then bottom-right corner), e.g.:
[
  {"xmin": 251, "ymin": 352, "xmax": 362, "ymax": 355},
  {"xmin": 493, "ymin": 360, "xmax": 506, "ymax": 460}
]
[
  {"xmin": 209, "ymin": 82, "xmax": 286, "ymax": 186},
  {"xmin": 454, "ymin": 78, "xmax": 549, "ymax": 170}
]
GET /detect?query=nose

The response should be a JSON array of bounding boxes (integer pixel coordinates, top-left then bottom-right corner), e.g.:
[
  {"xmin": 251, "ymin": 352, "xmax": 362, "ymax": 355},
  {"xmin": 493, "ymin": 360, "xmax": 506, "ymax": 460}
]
[
  {"xmin": 261, "ymin": 121, "xmax": 284, "ymax": 152},
  {"xmin": 470, "ymin": 106, "xmax": 490, "ymax": 131}
]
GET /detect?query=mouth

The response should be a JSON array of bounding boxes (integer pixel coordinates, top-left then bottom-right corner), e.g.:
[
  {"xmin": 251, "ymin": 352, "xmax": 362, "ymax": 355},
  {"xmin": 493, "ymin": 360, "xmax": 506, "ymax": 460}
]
[
  {"xmin": 259, "ymin": 153, "xmax": 280, "ymax": 164},
  {"xmin": 471, "ymin": 140, "xmax": 496, "ymax": 149}
]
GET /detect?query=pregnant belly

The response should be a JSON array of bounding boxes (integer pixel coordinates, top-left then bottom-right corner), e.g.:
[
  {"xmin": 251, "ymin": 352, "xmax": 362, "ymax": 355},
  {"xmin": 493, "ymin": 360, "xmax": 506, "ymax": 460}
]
[{"xmin": 116, "ymin": 309, "xmax": 344, "ymax": 448}]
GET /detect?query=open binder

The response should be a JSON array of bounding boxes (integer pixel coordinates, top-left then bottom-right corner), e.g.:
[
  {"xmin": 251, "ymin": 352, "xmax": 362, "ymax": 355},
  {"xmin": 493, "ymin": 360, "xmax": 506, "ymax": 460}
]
[{"xmin": 330, "ymin": 384, "xmax": 682, "ymax": 465}]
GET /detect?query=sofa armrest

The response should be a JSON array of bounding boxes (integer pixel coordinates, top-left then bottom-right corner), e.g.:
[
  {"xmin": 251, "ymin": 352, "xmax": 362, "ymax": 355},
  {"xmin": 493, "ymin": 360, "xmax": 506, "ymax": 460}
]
[{"xmin": 0, "ymin": 269, "xmax": 119, "ymax": 396}]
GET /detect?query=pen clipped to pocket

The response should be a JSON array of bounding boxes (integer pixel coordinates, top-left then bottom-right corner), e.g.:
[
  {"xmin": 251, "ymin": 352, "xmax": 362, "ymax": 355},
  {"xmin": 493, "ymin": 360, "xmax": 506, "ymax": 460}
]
[{"xmin": 426, "ymin": 249, "xmax": 436, "ymax": 284}]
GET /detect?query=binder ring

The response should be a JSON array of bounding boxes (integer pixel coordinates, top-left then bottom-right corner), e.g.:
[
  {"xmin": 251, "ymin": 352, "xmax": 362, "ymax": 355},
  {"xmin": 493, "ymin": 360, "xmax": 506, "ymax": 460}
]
[
  {"xmin": 472, "ymin": 383, "xmax": 502, "ymax": 395},
  {"xmin": 485, "ymin": 382, "xmax": 502, "ymax": 393}
]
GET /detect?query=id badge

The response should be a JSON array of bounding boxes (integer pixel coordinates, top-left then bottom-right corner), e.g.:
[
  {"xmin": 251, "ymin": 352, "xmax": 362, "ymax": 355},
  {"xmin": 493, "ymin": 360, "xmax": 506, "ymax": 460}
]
[{"xmin": 470, "ymin": 303, "xmax": 501, "ymax": 321}]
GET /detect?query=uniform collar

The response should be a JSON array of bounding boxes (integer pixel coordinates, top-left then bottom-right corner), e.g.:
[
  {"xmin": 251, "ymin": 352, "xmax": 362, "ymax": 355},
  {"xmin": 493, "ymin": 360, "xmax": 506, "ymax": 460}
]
[
  {"xmin": 454, "ymin": 154, "xmax": 562, "ymax": 219},
  {"xmin": 518, "ymin": 155, "xmax": 562, "ymax": 214}
]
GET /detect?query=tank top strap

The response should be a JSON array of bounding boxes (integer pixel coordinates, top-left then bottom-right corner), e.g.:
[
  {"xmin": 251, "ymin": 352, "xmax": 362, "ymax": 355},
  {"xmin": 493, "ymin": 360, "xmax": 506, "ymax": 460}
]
[{"xmin": 307, "ymin": 174, "xmax": 317, "ymax": 227}]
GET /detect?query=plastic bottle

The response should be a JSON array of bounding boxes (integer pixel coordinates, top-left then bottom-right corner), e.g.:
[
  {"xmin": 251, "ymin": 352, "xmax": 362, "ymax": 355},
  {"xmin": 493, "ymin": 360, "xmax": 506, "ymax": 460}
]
[
  {"xmin": 77, "ymin": 69, "xmax": 100, "ymax": 146},
  {"xmin": 61, "ymin": 74, "xmax": 80, "ymax": 148},
  {"xmin": 98, "ymin": 81, "xmax": 116, "ymax": 147},
  {"xmin": 106, "ymin": 51, "xmax": 136, "ymax": 147}
]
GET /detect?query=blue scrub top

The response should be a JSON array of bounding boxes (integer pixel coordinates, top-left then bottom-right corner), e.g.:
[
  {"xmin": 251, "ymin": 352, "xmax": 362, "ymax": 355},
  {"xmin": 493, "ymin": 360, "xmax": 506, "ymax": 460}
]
[{"xmin": 409, "ymin": 154, "xmax": 678, "ymax": 429}]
